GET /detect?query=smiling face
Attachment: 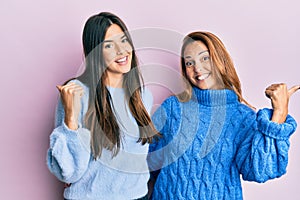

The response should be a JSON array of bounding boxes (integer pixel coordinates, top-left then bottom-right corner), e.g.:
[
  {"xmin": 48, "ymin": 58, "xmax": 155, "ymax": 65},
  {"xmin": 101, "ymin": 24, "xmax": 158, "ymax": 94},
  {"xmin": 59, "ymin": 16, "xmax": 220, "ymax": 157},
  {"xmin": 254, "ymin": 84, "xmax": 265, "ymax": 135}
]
[
  {"xmin": 102, "ymin": 24, "xmax": 133, "ymax": 86},
  {"xmin": 183, "ymin": 41, "xmax": 222, "ymax": 90}
]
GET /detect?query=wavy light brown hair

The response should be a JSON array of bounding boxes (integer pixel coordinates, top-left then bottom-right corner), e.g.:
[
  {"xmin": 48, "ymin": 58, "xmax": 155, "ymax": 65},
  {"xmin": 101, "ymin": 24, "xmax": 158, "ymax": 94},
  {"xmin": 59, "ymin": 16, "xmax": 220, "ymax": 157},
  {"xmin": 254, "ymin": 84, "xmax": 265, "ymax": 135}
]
[
  {"xmin": 76, "ymin": 12, "xmax": 158, "ymax": 159},
  {"xmin": 178, "ymin": 31, "xmax": 253, "ymax": 108}
]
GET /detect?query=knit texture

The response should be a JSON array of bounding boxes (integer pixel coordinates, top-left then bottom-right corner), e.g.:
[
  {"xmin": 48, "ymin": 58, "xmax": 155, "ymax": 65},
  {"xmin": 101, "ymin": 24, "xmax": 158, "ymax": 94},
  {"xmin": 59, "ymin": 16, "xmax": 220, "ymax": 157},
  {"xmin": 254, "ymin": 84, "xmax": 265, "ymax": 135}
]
[
  {"xmin": 47, "ymin": 80, "xmax": 152, "ymax": 200},
  {"xmin": 148, "ymin": 87, "xmax": 297, "ymax": 200}
]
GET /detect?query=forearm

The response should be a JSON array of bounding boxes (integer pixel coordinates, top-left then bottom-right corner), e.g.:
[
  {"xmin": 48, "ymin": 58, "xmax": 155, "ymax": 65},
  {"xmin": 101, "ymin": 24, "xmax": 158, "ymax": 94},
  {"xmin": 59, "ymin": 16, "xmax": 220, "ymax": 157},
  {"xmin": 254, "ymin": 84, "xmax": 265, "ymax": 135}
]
[
  {"xmin": 271, "ymin": 108, "xmax": 288, "ymax": 124},
  {"xmin": 64, "ymin": 114, "xmax": 79, "ymax": 130}
]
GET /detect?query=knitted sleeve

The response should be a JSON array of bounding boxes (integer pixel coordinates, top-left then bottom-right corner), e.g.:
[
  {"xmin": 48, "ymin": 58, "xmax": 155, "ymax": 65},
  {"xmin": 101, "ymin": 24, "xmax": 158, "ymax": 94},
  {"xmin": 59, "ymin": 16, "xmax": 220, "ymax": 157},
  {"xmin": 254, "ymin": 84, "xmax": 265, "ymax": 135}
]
[
  {"xmin": 46, "ymin": 80, "xmax": 91, "ymax": 183},
  {"xmin": 148, "ymin": 96, "xmax": 179, "ymax": 178},
  {"xmin": 234, "ymin": 106, "xmax": 297, "ymax": 183}
]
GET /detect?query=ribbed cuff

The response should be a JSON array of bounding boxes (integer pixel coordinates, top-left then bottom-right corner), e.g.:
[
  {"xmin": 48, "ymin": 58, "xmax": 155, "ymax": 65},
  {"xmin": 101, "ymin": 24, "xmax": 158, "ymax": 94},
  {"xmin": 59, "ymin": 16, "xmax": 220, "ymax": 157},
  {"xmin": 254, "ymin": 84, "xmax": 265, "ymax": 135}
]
[
  {"xmin": 257, "ymin": 108, "xmax": 297, "ymax": 140},
  {"xmin": 62, "ymin": 121, "xmax": 82, "ymax": 135}
]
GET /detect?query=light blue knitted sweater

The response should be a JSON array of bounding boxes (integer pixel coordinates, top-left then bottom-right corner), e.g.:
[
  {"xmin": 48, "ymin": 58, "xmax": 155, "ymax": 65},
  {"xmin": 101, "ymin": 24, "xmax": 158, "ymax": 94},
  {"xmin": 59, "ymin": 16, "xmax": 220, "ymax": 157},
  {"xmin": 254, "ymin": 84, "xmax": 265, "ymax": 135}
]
[
  {"xmin": 47, "ymin": 80, "xmax": 153, "ymax": 200},
  {"xmin": 148, "ymin": 87, "xmax": 297, "ymax": 200}
]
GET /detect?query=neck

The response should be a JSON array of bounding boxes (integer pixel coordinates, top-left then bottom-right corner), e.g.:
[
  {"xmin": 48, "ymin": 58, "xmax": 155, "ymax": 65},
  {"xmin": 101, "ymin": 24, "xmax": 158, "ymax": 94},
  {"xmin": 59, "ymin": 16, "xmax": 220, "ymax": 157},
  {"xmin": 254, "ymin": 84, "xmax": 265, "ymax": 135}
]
[
  {"xmin": 105, "ymin": 73, "xmax": 123, "ymax": 88},
  {"xmin": 192, "ymin": 86, "xmax": 238, "ymax": 106}
]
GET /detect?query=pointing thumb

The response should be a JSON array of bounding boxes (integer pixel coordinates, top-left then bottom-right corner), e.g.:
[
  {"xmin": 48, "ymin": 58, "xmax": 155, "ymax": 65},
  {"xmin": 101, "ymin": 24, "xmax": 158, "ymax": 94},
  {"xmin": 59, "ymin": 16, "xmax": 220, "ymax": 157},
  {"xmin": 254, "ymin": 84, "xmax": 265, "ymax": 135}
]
[
  {"xmin": 56, "ymin": 85, "xmax": 63, "ymax": 92},
  {"xmin": 288, "ymin": 85, "xmax": 300, "ymax": 97}
]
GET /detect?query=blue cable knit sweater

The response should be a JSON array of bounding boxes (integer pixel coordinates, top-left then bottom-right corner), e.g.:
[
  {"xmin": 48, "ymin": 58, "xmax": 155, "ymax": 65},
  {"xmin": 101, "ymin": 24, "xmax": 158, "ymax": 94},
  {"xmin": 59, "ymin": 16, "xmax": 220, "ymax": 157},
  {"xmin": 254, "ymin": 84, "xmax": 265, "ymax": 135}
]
[
  {"xmin": 47, "ymin": 80, "xmax": 153, "ymax": 200},
  {"xmin": 148, "ymin": 87, "xmax": 297, "ymax": 200}
]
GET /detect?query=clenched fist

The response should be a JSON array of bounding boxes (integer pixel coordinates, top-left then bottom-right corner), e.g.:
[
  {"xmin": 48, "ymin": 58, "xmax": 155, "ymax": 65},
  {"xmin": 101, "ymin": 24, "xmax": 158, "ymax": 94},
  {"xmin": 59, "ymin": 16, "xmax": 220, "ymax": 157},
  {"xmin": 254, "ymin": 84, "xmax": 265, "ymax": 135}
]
[
  {"xmin": 265, "ymin": 83, "xmax": 299, "ymax": 123},
  {"xmin": 56, "ymin": 82, "xmax": 84, "ymax": 130}
]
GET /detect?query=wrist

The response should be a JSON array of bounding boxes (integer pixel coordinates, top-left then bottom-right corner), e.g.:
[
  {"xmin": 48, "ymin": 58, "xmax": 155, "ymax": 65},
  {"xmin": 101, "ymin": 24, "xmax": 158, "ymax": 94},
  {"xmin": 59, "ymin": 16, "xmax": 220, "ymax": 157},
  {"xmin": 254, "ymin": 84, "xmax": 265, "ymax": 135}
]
[
  {"xmin": 64, "ymin": 117, "xmax": 78, "ymax": 130},
  {"xmin": 271, "ymin": 109, "xmax": 288, "ymax": 124}
]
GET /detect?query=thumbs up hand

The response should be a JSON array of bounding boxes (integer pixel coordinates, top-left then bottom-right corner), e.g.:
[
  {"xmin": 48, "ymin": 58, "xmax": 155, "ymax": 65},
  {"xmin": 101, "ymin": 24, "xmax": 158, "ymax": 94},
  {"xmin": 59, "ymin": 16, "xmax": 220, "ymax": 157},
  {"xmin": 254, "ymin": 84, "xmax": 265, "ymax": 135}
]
[
  {"xmin": 265, "ymin": 83, "xmax": 300, "ymax": 123},
  {"xmin": 56, "ymin": 82, "xmax": 84, "ymax": 130}
]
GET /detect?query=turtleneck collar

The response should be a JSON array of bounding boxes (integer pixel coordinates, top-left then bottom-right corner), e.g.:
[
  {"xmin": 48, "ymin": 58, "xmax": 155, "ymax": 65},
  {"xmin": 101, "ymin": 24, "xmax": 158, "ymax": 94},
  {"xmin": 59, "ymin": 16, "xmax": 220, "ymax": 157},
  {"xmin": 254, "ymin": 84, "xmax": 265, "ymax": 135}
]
[{"xmin": 192, "ymin": 86, "xmax": 238, "ymax": 107}]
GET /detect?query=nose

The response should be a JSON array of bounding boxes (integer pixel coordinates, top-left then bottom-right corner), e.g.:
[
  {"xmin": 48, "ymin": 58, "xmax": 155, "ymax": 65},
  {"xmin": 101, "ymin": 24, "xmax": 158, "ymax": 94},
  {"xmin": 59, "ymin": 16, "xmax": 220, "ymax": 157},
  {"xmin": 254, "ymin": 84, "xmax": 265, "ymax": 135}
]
[
  {"xmin": 115, "ymin": 43, "xmax": 123, "ymax": 55},
  {"xmin": 194, "ymin": 62, "xmax": 203, "ymax": 73}
]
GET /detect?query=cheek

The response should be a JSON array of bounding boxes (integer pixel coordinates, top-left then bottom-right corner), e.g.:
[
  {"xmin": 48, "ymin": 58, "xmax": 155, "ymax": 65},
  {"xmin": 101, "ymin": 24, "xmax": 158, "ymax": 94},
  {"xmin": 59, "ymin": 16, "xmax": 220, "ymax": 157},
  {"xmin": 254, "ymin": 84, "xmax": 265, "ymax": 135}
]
[
  {"xmin": 103, "ymin": 51, "xmax": 116, "ymax": 66},
  {"xmin": 126, "ymin": 44, "xmax": 133, "ymax": 52},
  {"xmin": 128, "ymin": 54, "xmax": 133, "ymax": 64},
  {"xmin": 185, "ymin": 69, "xmax": 194, "ymax": 81},
  {"xmin": 203, "ymin": 62, "xmax": 212, "ymax": 71}
]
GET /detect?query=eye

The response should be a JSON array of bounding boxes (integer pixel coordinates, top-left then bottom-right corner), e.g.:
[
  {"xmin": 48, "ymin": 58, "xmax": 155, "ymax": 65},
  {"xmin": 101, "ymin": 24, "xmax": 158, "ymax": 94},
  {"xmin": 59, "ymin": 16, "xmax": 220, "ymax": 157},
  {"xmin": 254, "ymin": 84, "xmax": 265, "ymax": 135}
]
[
  {"xmin": 104, "ymin": 43, "xmax": 113, "ymax": 49},
  {"xmin": 121, "ymin": 38, "xmax": 129, "ymax": 43},
  {"xmin": 203, "ymin": 55, "xmax": 210, "ymax": 61},
  {"xmin": 200, "ymin": 55, "xmax": 210, "ymax": 63},
  {"xmin": 185, "ymin": 61, "xmax": 194, "ymax": 67}
]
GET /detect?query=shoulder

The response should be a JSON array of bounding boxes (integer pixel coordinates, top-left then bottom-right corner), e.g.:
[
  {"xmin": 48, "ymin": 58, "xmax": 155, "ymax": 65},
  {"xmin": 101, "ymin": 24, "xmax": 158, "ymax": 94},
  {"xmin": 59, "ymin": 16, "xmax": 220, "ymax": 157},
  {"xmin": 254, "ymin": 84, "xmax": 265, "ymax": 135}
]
[
  {"xmin": 236, "ymin": 103, "xmax": 255, "ymax": 115},
  {"xmin": 231, "ymin": 103, "xmax": 257, "ymax": 126},
  {"xmin": 161, "ymin": 95, "xmax": 180, "ymax": 108},
  {"xmin": 151, "ymin": 95, "xmax": 181, "ymax": 134},
  {"xmin": 154, "ymin": 95, "xmax": 181, "ymax": 118}
]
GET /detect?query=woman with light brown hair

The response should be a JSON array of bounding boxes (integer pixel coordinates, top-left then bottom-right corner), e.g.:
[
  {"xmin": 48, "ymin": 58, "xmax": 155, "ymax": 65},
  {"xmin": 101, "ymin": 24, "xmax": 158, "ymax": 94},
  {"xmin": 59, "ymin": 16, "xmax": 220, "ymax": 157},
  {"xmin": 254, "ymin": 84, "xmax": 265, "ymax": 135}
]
[{"xmin": 148, "ymin": 31, "xmax": 299, "ymax": 199}]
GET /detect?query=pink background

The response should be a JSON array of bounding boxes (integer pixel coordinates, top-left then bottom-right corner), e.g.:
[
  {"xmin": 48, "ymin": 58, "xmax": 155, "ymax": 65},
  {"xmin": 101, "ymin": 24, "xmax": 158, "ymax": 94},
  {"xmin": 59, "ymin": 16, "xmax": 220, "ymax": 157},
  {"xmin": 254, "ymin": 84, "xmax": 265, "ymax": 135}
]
[{"xmin": 1, "ymin": 0, "xmax": 299, "ymax": 199}]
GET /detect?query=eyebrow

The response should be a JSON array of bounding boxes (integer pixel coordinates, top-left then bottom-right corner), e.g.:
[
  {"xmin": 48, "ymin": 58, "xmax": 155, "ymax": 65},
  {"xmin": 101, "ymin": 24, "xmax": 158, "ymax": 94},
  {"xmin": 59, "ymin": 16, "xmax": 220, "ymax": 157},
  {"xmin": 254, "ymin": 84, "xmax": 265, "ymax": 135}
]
[
  {"xmin": 198, "ymin": 50, "xmax": 208, "ymax": 56},
  {"xmin": 103, "ymin": 34, "xmax": 127, "ymax": 43},
  {"xmin": 184, "ymin": 50, "xmax": 209, "ymax": 59}
]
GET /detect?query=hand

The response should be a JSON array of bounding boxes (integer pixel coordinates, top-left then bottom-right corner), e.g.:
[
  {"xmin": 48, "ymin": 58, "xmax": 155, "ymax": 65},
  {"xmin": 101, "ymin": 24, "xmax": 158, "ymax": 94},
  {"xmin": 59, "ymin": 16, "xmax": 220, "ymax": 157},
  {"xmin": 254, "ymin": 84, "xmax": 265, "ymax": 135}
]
[
  {"xmin": 56, "ymin": 82, "xmax": 84, "ymax": 130},
  {"xmin": 265, "ymin": 83, "xmax": 299, "ymax": 123}
]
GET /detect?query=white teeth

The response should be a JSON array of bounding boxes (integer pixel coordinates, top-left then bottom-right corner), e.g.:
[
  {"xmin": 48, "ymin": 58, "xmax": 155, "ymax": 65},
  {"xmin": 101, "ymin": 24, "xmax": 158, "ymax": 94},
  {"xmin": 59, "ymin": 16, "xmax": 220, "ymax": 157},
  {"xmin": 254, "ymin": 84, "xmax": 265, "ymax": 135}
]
[
  {"xmin": 197, "ymin": 73, "xmax": 210, "ymax": 80},
  {"xmin": 116, "ymin": 57, "xmax": 127, "ymax": 63}
]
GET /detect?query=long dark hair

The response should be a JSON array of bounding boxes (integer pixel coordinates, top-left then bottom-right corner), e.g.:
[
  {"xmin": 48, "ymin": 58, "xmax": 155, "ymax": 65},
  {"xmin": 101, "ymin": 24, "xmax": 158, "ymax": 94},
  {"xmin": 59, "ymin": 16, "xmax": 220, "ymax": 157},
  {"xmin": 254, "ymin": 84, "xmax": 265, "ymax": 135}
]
[{"xmin": 76, "ymin": 12, "xmax": 158, "ymax": 159}]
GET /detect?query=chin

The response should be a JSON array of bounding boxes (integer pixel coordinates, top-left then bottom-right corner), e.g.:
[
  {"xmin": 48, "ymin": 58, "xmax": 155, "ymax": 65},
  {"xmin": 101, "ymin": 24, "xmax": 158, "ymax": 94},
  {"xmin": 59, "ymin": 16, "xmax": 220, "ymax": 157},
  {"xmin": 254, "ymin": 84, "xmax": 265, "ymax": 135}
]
[
  {"xmin": 123, "ymin": 69, "xmax": 131, "ymax": 74},
  {"xmin": 192, "ymin": 82, "xmax": 208, "ymax": 90},
  {"xmin": 123, "ymin": 65, "xmax": 131, "ymax": 73}
]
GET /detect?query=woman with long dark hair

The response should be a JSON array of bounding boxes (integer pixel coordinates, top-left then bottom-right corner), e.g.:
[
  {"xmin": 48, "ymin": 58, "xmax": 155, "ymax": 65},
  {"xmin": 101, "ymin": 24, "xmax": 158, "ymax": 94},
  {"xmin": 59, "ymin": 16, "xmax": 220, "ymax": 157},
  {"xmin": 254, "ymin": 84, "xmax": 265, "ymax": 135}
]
[{"xmin": 47, "ymin": 12, "xmax": 158, "ymax": 200}]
